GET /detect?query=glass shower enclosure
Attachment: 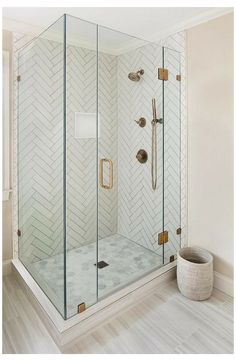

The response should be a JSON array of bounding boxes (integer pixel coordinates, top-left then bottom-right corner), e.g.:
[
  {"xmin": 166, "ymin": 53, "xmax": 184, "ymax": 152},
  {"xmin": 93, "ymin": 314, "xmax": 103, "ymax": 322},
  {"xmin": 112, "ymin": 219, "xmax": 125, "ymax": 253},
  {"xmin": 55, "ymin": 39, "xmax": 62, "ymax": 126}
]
[{"xmin": 17, "ymin": 14, "xmax": 181, "ymax": 319}]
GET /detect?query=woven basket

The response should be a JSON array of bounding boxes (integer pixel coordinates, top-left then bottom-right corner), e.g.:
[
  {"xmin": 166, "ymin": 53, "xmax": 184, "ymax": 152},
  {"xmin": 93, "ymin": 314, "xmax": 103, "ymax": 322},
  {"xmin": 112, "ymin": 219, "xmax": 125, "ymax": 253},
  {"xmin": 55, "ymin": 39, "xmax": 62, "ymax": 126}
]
[{"xmin": 177, "ymin": 247, "xmax": 213, "ymax": 301}]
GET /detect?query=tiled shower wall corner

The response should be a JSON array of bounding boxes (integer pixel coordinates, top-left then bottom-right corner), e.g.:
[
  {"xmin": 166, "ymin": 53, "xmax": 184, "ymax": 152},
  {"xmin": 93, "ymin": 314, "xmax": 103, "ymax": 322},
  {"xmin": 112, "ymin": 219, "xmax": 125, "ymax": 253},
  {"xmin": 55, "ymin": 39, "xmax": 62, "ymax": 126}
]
[
  {"xmin": 117, "ymin": 31, "xmax": 186, "ymax": 260},
  {"xmin": 117, "ymin": 42, "xmax": 163, "ymax": 257},
  {"xmin": 12, "ymin": 30, "xmax": 186, "ymax": 263}
]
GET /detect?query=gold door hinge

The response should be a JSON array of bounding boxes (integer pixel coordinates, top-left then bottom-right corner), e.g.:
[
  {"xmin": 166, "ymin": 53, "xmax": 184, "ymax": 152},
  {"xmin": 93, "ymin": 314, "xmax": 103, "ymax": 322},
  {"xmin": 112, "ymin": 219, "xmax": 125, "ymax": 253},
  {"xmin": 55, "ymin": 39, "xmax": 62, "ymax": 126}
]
[
  {"xmin": 158, "ymin": 68, "xmax": 168, "ymax": 81},
  {"xmin": 170, "ymin": 255, "xmax": 176, "ymax": 262},
  {"xmin": 17, "ymin": 229, "xmax": 21, "ymax": 237},
  {"xmin": 176, "ymin": 75, "xmax": 181, "ymax": 81},
  {"xmin": 77, "ymin": 302, "xmax": 86, "ymax": 313},
  {"xmin": 17, "ymin": 75, "xmax": 21, "ymax": 82},
  {"xmin": 176, "ymin": 228, "xmax": 182, "ymax": 235},
  {"xmin": 158, "ymin": 231, "xmax": 168, "ymax": 245}
]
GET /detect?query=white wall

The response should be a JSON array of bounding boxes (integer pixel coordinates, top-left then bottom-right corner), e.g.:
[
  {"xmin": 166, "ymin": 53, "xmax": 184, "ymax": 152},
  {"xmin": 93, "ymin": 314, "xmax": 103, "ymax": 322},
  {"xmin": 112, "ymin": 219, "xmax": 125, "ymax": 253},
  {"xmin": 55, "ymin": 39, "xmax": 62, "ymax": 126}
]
[
  {"xmin": 2, "ymin": 30, "xmax": 13, "ymax": 262},
  {"xmin": 187, "ymin": 13, "xmax": 234, "ymax": 279}
]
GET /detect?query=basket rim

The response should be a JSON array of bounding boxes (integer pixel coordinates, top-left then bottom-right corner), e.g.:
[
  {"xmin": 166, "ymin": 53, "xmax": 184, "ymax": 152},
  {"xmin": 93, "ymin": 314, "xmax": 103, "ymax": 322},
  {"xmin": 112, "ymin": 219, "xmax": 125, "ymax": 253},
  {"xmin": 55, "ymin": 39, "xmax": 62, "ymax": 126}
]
[{"xmin": 177, "ymin": 246, "xmax": 213, "ymax": 265}]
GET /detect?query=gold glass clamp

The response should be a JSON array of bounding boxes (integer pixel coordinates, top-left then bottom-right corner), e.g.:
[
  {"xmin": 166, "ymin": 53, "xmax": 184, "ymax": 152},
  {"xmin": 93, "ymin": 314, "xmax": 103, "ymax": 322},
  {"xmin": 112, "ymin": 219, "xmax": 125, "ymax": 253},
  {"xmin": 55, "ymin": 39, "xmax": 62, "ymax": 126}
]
[
  {"xmin": 158, "ymin": 68, "xmax": 168, "ymax": 81},
  {"xmin": 100, "ymin": 158, "xmax": 113, "ymax": 189},
  {"xmin": 158, "ymin": 231, "xmax": 169, "ymax": 245}
]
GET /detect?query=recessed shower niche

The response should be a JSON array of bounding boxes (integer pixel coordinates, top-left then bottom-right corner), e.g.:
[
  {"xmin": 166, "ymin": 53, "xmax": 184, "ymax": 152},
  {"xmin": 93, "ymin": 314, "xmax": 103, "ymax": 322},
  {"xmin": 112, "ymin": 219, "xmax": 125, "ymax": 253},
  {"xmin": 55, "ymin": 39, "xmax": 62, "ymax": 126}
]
[{"xmin": 16, "ymin": 14, "xmax": 182, "ymax": 320}]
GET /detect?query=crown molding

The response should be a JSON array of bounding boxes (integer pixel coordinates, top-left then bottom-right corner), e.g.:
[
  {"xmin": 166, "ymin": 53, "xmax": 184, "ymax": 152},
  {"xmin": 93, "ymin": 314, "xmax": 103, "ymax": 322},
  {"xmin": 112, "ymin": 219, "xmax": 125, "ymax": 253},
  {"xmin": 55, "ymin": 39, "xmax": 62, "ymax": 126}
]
[
  {"xmin": 3, "ymin": 17, "xmax": 45, "ymax": 37},
  {"xmin": 3, "ymin": 7, "xmax": 233, "ymax": 54},
  {"xmin": 147, "ymin": 7, "xmax": 233, "ymax": 43}
]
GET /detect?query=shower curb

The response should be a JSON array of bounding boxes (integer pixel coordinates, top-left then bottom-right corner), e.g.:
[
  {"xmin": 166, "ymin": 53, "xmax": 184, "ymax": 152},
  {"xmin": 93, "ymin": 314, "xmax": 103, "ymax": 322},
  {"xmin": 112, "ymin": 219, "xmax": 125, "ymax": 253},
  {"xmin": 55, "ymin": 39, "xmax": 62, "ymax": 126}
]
[{"xmin": 12, "ymin": 259, "xmax": 176, "ymax": 350}]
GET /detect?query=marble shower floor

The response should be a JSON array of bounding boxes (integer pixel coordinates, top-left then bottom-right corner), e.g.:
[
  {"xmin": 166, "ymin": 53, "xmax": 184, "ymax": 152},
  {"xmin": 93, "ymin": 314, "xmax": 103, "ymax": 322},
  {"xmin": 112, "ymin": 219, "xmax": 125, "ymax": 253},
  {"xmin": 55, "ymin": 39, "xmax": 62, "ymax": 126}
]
[{"xmin": 33, "ymin": 234, "xmax": 163, "ymax": 318}]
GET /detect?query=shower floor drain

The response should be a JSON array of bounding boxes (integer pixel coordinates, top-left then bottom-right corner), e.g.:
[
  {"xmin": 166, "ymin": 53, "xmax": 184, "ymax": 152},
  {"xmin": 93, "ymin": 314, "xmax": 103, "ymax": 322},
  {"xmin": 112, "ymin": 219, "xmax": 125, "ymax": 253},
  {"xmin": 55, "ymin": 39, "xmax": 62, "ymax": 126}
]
[{"xmin": 94, "ymin": 261, "xmax": 109, "ymax": 269}]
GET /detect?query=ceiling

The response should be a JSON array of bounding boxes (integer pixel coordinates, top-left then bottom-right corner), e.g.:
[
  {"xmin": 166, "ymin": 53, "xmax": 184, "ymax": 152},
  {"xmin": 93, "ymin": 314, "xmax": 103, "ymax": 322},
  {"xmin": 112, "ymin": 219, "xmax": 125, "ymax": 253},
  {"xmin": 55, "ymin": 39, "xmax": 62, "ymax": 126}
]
[{"xmin": 3, "ymin": 7, "xmax": 232, "ymax": 44}]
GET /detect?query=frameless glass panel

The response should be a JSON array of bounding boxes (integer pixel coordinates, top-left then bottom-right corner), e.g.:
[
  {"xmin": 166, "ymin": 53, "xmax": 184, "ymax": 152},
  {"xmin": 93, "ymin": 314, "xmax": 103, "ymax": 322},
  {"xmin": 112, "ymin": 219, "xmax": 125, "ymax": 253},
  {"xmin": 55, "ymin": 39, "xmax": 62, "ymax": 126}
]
[
  {"xmin": 18, "ymin": 16, "xmax": 65, "ymax": 317},
  {"xmin": 65, "ymin": 15, "xmax": 98, "ymax": 318},
  {"xmin": 97, "ymin": 26, "xmax": 164, "ymax": 300},
  {"xmin": 18, "ymin": 12, "xmax": 182, "ymax": 320},
  {"xmin": 163, "ymin": 47, "xmax": 181, "ymax": 264}
]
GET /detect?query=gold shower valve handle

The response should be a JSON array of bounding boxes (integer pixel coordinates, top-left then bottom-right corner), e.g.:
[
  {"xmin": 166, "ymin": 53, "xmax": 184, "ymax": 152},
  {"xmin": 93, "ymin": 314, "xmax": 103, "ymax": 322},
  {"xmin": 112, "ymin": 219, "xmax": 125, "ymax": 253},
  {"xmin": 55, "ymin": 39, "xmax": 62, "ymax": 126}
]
[
  {"xmin": 134, "ymin": 117, "xmax": 146, "ymax": 127},
  {"xmin": 136, "ymin": 149, "xmax": 148, "ymax": 163},
  {"xmin": 100, "ymin": 158, "xmax": 113, "ymax": 189}
]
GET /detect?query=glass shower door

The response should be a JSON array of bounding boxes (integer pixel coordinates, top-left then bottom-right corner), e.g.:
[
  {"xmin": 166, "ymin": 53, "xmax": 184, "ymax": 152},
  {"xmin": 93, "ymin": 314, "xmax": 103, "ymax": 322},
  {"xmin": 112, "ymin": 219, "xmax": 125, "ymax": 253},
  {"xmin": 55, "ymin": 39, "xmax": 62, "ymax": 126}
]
[
  {"xmin": 65, "ymin": 15, "xmax": 98, "ymax": 318},
  {"xmin": 97, "ymin": 26, "xmax": 165, "ymax": 300},
  {"xmin": 163, "ymin": 47, "xmax": 182, "ymax": 264}
]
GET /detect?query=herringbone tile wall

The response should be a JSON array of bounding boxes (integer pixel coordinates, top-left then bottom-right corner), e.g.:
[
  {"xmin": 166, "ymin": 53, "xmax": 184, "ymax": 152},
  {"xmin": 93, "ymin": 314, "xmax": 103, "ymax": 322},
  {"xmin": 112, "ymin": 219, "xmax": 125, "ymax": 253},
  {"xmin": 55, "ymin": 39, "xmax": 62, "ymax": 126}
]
[
  {"xmin": 116, "ymin": 34, "xmax": 185, "ymax": 259},
  {"xmin": 13, "ymin": 28, "xmax": 186, "ymax": 265},
  {"xmin": 117, "ymin": 43, "xmax": 163, "ymax": 257},
  {"xmin": 67, "ymin": 45, "xmax": 96, "ymax": 250},
  {"xmin": 67, "ymin": 46, "xmax": 118, "ymax": 249},
  {"xmin": 17, "ymin": 38, "xmax": 119, "ymax": 262},
  {"xmin": 18, "ymin": 37, "xmax": 64, "ymax": 263}
]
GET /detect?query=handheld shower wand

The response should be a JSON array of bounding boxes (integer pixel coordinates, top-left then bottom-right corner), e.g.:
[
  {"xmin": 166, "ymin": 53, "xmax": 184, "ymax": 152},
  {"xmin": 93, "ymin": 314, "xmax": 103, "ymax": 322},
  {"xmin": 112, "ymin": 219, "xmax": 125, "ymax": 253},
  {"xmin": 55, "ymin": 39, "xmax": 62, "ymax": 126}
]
[{"xmin": 151, "ymin": 98, "xmax": 162, "ymax": 190}]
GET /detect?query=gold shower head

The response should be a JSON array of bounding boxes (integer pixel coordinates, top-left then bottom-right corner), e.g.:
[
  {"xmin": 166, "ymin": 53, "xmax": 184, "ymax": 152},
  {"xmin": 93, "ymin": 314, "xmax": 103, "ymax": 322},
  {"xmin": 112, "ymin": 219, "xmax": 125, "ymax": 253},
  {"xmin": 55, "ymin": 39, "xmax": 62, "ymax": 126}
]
[{"xmin": 128, "ymin": 69, "xmax": 144, "ymax": 81}]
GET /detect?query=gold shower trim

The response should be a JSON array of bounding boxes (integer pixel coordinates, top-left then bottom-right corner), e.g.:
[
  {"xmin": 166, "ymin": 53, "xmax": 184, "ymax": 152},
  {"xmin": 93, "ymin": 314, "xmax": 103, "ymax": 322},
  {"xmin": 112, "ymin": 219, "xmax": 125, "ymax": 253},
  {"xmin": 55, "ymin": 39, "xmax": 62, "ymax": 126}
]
[
  {"xmin": 158, "ymin": 68, "xmax": 168, "ymax": 81},
  {"xmin": 158, "ymin": 231, "xmax": 169, "ymax": 245},
  {"xmin": 77, "ymin": 302, "xmax": 86, "ymax": 313}
]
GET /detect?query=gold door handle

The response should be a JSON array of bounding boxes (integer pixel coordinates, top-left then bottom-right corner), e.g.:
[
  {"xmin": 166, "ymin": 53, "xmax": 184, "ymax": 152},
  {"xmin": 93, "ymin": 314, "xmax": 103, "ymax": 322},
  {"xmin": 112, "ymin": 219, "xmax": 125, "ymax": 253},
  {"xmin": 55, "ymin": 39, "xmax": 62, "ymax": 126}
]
[{"xmin": 100, "ymin": 158, "xmax": 113, "ymax": 189}]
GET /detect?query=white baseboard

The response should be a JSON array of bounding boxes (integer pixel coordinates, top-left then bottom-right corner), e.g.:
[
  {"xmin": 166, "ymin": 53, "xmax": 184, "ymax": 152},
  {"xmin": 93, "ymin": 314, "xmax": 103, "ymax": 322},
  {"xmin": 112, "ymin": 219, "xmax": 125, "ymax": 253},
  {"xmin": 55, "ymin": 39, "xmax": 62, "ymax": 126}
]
[
  {"xmin": 2, "ymin": 259, "xmax": 12, "ymax": 276},
  {"xmin": 214, "ymin": 271, "xmax": 234, "ymax": 297}
]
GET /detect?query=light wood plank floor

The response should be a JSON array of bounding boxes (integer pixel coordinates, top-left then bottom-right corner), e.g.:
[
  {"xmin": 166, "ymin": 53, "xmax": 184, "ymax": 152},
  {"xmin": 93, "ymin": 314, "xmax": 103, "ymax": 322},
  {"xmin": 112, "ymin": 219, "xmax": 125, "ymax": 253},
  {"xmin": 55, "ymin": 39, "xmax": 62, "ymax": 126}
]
[{"xmin": 2, "ymin": 273, "xmax": 234, "ymax": 354}]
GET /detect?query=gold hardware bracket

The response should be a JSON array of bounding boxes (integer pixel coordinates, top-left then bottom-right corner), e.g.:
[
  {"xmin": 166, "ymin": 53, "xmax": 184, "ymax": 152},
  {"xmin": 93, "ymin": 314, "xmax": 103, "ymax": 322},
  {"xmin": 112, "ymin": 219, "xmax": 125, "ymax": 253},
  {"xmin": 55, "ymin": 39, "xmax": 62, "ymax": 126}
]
[
  {"xmin": 176, "ymin": 75, "xmax": 181, "ymax": 81},
  {"xmin": 158, "ymin": 68, "xmax": 168, "ymax": 81},
  {"xmin": 77, "ymin": 302, "xmax": 86, "ymax": 313},
  {"xmin": 100, "ymin": 158, "xmax": 113, "ymax": 189},
  {"xmin": 17, "ymin": 75, "xmax": 21, "ymax": 82},
  {"xmin": 170, "ymin": 255, "xmax": 175, "ymax": 262},
  {"xmin": 158, "ymin": 231, "xmax": 168, "ymax": 245},
  {"xmin": 176, "ymin": 228, "xmax": 182, "ymax": 235}
]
